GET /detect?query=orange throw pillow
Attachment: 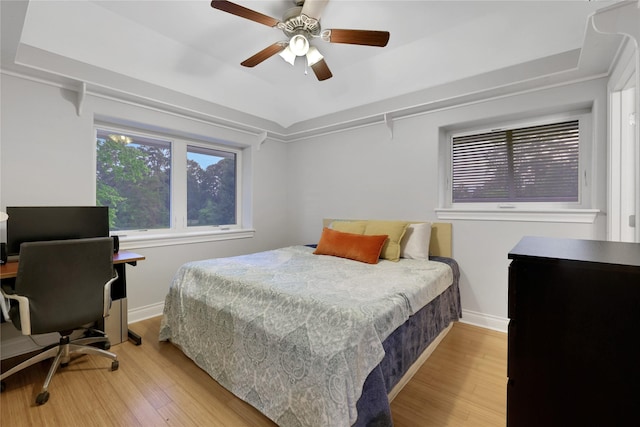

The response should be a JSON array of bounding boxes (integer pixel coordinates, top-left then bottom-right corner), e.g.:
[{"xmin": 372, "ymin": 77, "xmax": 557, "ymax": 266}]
[{"xmin": 314, "ymin": 227, "xmax": 388, "ymax": 264}]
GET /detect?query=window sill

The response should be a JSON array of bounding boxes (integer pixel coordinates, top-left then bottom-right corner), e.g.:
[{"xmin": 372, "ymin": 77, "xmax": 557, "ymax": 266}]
[
  {"xmin": 116, "ymin": 228, "xmax": 256, "ymax": 250},
  {"xmin": 435, "ymin": 208, "xmax": 600, "ymax": 223}
]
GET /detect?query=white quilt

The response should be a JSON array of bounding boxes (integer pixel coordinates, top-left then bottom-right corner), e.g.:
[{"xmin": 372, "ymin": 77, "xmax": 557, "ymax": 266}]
[{"xmin": 159, "ymin": 245, "xmax": 453, "ymax": 427}]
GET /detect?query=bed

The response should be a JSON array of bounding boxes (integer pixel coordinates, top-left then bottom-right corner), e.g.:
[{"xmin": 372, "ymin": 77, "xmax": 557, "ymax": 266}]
[{"xmin": 159, "ymin": 220, "xmax": 461, "ymax": 427}]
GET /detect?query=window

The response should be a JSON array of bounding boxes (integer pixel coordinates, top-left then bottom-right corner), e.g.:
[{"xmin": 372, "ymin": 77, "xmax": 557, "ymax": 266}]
[
  {"xmin": 451, "ymin": 120, "xmax": 580, "ymax": 205},
  {"xmin": 96, "ymin": 126, "xmax": 242, "ymax": 238},
  {"xmin": 187, "ymin": 146, "xmax": 236, "ymax": 227},
  {"xmin": 96, "ymin": 129, "xmax": 171, "ymax": 231},
  {"xmin": 438, "ymin": 110, "xmax": 598, "ymax": 224}
]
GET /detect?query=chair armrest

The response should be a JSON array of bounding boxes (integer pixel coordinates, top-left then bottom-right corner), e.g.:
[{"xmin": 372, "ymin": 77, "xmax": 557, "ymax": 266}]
[
  {"xmin": 103, "ymin": 271, "xmax": 119, "ymax": 317},
  {"xmin": 0, "ymin": 284, "xmax": 13, "ymax": 320},
  {"xmin": 0, "ymin": 288, "xmax": 32, "ymax": 335},
  {"xmin": 0, "ymin": 293, "xmax": 9, "ymax": 322}
]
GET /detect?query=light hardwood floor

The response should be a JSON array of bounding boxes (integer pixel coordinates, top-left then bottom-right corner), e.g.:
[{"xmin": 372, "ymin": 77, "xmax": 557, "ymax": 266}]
[{"xmin": 0, "ymin": 318, "xmax": 506, "ymax": 426}]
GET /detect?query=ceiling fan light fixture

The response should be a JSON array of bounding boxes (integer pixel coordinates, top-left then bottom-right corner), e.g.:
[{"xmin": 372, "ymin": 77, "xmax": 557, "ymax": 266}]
[
  {"xmin": 306, "ymin": 46, "xmax": 323, "ymax": 67},
  {"xmin": 108, "ymin": 134, "xmax": 133, "ymax": 144},
  {"xmin": 279, "ymin": 46, "xmax": 296, "ymax": 65},
  {"xmin": 289, "ymin": 33, "xmax": 309, "ymax": 56}
]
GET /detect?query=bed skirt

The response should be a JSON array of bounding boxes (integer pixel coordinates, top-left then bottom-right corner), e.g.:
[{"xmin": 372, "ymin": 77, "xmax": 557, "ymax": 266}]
[{"xmin": 354, "ymin": 256, "xmax": 462, "ymax": 426}]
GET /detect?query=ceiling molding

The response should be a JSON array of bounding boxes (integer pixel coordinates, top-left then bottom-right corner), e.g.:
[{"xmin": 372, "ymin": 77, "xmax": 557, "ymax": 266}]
[{"xmin": 1, "ymin": 0, "xmax": 624, "ymax": 143}]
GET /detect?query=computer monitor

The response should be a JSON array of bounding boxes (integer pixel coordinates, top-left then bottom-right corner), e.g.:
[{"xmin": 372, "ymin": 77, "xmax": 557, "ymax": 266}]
[{"xmin": 6, "ymin": 206, "xmax": 109, "ymax": 258}]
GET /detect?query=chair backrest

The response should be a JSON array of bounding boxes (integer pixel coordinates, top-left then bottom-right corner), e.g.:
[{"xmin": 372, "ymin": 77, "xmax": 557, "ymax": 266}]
[{"xmin": 14, "ymin": 237, "xmax": 114, "ymax": 335}]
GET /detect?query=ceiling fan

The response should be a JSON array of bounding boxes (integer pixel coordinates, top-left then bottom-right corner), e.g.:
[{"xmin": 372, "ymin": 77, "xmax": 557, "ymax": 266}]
[{"xmin": 211, "ymin": 0, "xmax": 390, "ymax": 81}]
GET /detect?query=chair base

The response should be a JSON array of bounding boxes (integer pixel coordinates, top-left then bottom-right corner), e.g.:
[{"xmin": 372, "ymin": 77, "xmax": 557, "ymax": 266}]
[{"xmin": 0, "ymin": 331, "xmax": 119, "ymax": 405}]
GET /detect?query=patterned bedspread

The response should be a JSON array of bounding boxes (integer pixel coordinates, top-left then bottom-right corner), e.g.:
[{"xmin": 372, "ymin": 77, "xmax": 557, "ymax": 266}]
[{"xmin": 159, "ymin": 245, "xmax": 453, "ymax": 427}]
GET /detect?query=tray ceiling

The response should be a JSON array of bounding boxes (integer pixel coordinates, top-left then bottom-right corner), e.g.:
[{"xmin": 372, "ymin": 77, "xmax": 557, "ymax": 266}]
[{"xmin": 1, "ymin": 1, "xmax": 626, "ymax": 136}]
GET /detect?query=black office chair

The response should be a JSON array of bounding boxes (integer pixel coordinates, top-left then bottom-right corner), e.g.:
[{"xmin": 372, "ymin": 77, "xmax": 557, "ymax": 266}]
[{"xmin": 0, "ymin": 237, "xmax": 119, "ymax": 405}]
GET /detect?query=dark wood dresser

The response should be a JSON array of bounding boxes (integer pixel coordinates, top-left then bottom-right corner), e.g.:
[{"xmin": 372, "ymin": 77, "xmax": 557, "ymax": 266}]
[{"xmin": 507, "ymin": 236, "xmax": 640, "ymax": 427}]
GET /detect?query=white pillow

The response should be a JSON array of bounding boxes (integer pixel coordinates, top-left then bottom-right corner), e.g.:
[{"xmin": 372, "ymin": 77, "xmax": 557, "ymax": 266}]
[{"xmin": 400, "ymin": 222, "xmax": 432, "ymax": 259}]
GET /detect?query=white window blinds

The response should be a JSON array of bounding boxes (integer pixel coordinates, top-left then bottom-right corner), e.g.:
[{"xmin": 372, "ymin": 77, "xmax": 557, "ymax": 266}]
[{"xmin": 452, "ymin": 120, "xmax": 579, "ymax": 203}]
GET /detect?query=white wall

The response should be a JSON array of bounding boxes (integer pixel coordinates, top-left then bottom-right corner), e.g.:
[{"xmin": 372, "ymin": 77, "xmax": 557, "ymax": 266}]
[
  {"xmin": 0, "ymin": 73, "xmax": 291, "ymax": 321},
  {"xmin": 286, "ymin": 77, "xmax": 609, "ymax": 331},
  {"xmin": 0, "ymin": 71, "xmax": 610, "ymax": 331}
]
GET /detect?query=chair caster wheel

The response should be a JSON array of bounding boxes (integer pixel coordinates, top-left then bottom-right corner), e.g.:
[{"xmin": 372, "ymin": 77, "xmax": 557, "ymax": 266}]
[
  {"xmin": 111, "ymin": 360, "xmax": 119, "ymax": 371},
  {"xmin": 101, "ymin": 341, "xmax": 111, "ymax": 350},
  {"xmin": 1, "ymin": 381, "xmax": 6, "ymax": 393},
  {"xmin": 36, "ymin": 391, "xmax": 50, "ymax": 405}
]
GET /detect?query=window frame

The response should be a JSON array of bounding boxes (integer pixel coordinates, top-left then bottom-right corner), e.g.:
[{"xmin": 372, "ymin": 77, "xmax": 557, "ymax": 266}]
[
  {"xmin": 94, "ymin": 124, "xmax": 252, "ymax": 248},
  {"xmin": 436, "ymin": 110, "xmax": 600, "ymax": 223}
]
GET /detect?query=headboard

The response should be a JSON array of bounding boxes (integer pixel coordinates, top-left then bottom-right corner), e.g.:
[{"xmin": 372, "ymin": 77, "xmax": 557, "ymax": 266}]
[{"xmin": 322, "ymin": 219, "xmax": 452, "ymax": 258}]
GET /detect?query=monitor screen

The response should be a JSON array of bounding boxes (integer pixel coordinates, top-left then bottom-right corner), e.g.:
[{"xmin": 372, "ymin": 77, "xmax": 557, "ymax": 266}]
[{"xmin": 6, "ymin": 206, "xmax": 109, "ymax": 257}]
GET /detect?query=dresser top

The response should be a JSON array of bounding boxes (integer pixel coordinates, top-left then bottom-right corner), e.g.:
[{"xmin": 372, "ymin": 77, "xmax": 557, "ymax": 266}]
[{"xmin": 509, "ymin": 236, "xmax": 640, "ymax": 268}]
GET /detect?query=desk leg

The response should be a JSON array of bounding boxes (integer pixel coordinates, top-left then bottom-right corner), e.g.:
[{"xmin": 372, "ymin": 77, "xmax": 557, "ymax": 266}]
[
  {"xmin": 128, "ymin": 329, "xmax": 142, "ymax": 346},
  {"xmin": 113, "ymin": 262, "xmax": 142, "ymax": 346}
]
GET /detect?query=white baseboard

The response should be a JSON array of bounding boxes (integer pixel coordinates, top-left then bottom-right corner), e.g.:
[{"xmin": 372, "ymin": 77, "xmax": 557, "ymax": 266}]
[
  {"xmin": 127, "ymin": 301, "xmax": 164, "ymax": 324},
  {"xmin": 460, "ymin": 309, "xmax": 508, "ymax": 333}
]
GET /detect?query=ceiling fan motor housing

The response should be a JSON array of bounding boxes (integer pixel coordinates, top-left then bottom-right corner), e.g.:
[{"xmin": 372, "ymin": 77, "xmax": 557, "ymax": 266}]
[{"xmin": 279, "ymin": 7, "xmax": 321, "ymax": 38}]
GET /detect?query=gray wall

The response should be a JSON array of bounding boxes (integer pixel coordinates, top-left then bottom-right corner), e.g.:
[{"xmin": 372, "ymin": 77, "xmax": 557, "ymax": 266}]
[
  {"xmin": 0, "ymin": 73, "xmax": 291, "ymax": 320},
  {"xmin": 286, "ymin": 77, "xmax": 609, "ymax": 330},
  {"xmin": 0, "ymin": 71, "xmax": 609, "ymax": 330}
]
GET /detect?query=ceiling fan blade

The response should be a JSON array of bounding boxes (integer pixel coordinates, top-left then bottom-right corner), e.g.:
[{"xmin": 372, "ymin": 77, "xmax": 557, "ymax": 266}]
[
  {"xmin": 324, "ymin": 29, "xmax": 390, "ymax": 47},
  {"xmin": 310, "ymin": 59, "xmax": 332, "ymax": 81},
  {"xmin": 211, "ymin": 1, "xmax": 280, "ymax": 27},
  {"xmin": 301, "ymin": 0, "xmax": 330, "ymax": 20},
  {"xmin": 241, "ymin": 42, "xmax": 286, "ymax": 67}
]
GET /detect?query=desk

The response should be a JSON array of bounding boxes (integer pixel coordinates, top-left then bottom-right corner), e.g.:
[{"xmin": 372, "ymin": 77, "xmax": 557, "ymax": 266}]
[
  {"xmin": 0, "ymin": 250, "xmax": 145, "ymax": 279},
  {"xmin": 0, "ymin": 250, "xmax": 145, "ymax": 345}
]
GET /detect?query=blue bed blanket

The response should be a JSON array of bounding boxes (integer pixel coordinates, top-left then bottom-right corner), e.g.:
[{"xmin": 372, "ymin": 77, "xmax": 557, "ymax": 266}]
[{"xmin": 355, "ymin": 256, "xmax": 461, "ymax": 426}]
